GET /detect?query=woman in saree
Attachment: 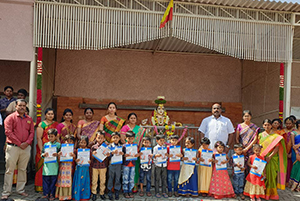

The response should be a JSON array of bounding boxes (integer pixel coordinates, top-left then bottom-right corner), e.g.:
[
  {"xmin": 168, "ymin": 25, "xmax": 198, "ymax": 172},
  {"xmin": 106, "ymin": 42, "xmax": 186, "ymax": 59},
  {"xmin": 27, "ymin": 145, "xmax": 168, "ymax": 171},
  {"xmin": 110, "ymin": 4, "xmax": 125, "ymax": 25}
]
[
  {"xmin": 99, "ymin": 102, "xmax": 125, "ymax": 142},
  {"xmin": 57, "ymin": 108, "xmax": 77, "ymax": 144},
  {"xmin": 289, "ymin": 120, "xmax": 300, "ymax": 191},
  {"xmin": 77, "ymin": 108, "xmax": 100, "ymax": 146},
  {"xmin": 236, "ymin": 110, "xmax": 259, "ymax": 175},
  {"xmin": 35, "ymin": 108, "xmax": 59, "ymax": 192},
  {"xmin": 120, "ymin": 113, "xmax": 146, "ymax": 193},
  {"xmin": 281, "ymin": 117, "xmax": 295, "ymax": 183},
  {"xmin": 259, "ymin": 119, "xmax": 287, "ymax": 200}
]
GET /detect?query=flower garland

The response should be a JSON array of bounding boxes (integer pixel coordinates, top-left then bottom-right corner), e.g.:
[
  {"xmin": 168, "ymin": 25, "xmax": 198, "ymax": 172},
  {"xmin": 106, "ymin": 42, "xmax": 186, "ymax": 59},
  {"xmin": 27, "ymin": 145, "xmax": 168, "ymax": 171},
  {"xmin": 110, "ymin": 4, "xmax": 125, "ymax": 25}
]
[{"xmin": 165, "ymin": 125, "xmax": 175, "ymax": 137}]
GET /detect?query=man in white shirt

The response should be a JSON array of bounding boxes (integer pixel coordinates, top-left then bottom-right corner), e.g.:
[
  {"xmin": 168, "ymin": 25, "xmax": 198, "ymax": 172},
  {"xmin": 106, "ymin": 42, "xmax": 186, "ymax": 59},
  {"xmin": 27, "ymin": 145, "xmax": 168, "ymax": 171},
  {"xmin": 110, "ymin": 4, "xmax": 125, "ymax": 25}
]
[{"xmin": 198, "ymin": 103, "xmax": 235, "ymax": 151}]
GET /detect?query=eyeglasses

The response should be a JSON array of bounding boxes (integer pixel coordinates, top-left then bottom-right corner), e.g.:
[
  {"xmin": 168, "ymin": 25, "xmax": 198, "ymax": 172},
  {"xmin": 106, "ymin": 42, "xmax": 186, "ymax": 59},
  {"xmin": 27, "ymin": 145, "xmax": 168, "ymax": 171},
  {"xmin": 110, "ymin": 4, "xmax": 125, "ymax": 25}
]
[{"xmin": 213, "ymin": 107, "xmax": 221, "ymax": 109}]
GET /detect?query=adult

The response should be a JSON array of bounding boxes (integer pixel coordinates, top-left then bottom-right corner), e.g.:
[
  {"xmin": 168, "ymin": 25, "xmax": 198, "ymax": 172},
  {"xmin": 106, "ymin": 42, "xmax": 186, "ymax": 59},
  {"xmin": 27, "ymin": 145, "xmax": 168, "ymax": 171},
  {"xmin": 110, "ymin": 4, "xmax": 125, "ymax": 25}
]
[
  {"xmin": 259, "ymin": 119, "xmax": 287, "ymax": 200},
  {"xmin": 198, "ymin": 103, "xmax": 235, "ymax": 150},
  {"xmin": 120, "ymin": 113, "xmax": 146, "ymax": 193},
  {"xmin": 292, "ymin": 120, "xmax": 300, "ymax": 163},
  {"xmin": 289, "ymin": 120, "xmax": 300, "ymax": 191},
  {"xmin": 235, "ymin": 110, "xmax": 259, "ymax": 175},
  {"xmin": 6, "ymin": 89, "xmax": 28, "ymax": 115},
  {"xmin": 77, "ymin": 108, "xmax": 100, "ymax": 145},
  {"xmin": 0, "ymin": 86, "xmax": 16, "ymax": 159},
  {"xmin": 1, "ymin": 99, "xmax": 34, "ymax": 200},
  {"xmin": 0, "ymin": 86, "xmax": 16, "ymax": 117},
  {"xmin": 282, "ymin": 117, "xmax": 295, "ymax": 184},
  {"xmin": 271, "ymin": 119, "xmax": 285, "ymax": 135},
  {"xmin": 57, "ymin": 108, "xmax": 77, "ymax": 144},
  {"xmin": 100, "ymin": 102, "xmax": 125, "ymax": 142},
  {"xmin": 35, "ymin": 108, "xmax": 59, "ymax": 192}
]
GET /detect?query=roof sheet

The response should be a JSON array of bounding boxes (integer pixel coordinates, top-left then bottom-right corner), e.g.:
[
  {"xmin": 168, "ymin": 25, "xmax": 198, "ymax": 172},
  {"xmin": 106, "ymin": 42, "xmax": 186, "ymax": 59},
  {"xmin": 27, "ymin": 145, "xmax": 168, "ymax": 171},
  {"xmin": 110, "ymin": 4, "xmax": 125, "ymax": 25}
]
[{"xmin": 177, "ymin": 0, "xmax": 300, "ymax": 12}]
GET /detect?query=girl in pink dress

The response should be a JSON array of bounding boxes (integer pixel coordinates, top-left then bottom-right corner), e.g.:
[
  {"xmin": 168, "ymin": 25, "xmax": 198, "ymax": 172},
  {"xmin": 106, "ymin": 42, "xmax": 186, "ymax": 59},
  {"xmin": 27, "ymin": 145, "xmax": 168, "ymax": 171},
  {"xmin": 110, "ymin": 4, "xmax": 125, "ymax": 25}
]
[{"xmin": 209, "ymin": 141, "xmax": 235, "ymax": 199}]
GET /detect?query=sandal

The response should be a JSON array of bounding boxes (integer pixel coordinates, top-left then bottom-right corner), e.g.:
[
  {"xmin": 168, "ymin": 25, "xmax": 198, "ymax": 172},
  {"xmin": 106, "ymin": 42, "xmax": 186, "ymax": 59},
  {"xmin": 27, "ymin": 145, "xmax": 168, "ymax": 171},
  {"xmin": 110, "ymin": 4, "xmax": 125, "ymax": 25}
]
[
  {"xmin": 162, "ymin": 193, "xmax": 168, "ymax": 198},
  {"xmin": 1, "ymin": 195, "xmax": 8, "ymax": 200},
  {"xmin": 19, "ymin": 192, "xmax": 29, "ymax": 197},
  {"xmin": 146, "ymin": 192, "xmax": 152, "ymax": 197},
  {"xmin": 124, "ymin": 193, "xmax": 130, "ymax": 198},
  {"xmin": 139, "ymin": 191, "xmax": 144, "ymax": 197},
  {"xmin": 129, "ymin": 193, "xmax": 134, "ymax": 198},
  {"xmin": 49, "ymin": 194, "xmax": 55, "ymax": 201},
  {"xmin": 240, "ymin": 194, "xmax": 245, "ymax": 200},
  {"xmin": 155, "ymin": 193, "xmax": 161, "ymax": 198}
]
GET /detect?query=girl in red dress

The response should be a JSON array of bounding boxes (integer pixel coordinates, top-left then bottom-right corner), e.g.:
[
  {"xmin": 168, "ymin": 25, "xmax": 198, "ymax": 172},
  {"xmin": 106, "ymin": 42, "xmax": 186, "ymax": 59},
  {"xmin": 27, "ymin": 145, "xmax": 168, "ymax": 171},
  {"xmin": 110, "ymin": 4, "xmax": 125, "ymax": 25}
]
[{"xmin": 244, "ymin": 144, "xmax": 266, "ymax": 201}]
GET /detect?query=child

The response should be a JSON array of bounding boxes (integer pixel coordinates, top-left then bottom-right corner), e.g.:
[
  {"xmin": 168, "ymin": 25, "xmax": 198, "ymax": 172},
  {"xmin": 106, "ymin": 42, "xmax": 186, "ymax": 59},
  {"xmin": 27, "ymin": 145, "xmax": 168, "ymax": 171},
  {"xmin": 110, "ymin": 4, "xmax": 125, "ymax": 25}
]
[
  {"xmin": 231, "ymin": 143, "xmax": 246, "ymax": 200},
  {"xmin": 178, "ymin": 137, "xmax": 198, "ymax": 197},
  {"xmin": 139, "ymin": 136, "xmax": 153, "ymax": 197},
  {"xmin": 198, "ymin": 137, "xmax": 213, "ymax": 196},
  {"xmin": 153, "ymin": 134, "xmax": 168, "ymax": 198},
  {"xmin": 107, "ymin": 132, "xmax": 124, "ymax": 200},
  {"xmin": 72, "ymin": 136, "xmax": 91, "ymax": 201},
  {"xmin": 167, "ymin": 135, "xmax": 182, "ymax": 197},
  {"xmin": 244, "ymin": 144, "xmax": 265, "ymax": 201},
  {"xmin": 122, "ymin": 131, "xmax": 141, "ymax": 198},
  {"xmin": 209, "ymin": 141, "xmax": 235, "ymax": 199},
  {"xmin": 91, "ymin": 131, "xmax": 109, "ymax": 201},
  {"xmin": 55, "ymin": 135, "xmax": 76, "ymax": 200},
  {"xmin": 41, "ymin": 128, "xmax": 61, "ymax": 200}
]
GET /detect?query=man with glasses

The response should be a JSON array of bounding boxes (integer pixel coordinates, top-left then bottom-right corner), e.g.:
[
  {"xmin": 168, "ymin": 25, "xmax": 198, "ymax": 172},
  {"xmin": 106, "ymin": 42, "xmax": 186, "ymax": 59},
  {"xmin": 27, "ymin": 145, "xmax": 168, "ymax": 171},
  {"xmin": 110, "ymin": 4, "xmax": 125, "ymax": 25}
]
[{"xmin": 198, "ymin": 103, "xmax": 235, "ymax": 151}]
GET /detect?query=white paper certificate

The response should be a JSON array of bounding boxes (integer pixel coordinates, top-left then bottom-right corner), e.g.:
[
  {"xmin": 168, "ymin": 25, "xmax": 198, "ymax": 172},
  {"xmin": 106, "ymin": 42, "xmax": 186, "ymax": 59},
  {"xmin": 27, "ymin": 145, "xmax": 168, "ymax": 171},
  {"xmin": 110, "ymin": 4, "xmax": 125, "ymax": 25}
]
[
  {"xmin": 157, "ymin": 147, "xmax": 167, "ymax": 164},
  {"xmin": 126, "ymin": 144, "xmax": 138, "ymax": 161},
  {"xmin": 184, "ymin": 148, "xmax": 197, "ymax": 165},
  {"xmin": 111, "ymin": 146, "xmax": 123, "ymax": 165},
  {"xmin": 200, "ymin": 149, "xmax": 213, "ymax": 167},
  {"xmin": 250, "ymin": 157, "xmax": 267, "ymax": 177},
  {"xmin": 215, "ymin": 154, "xmax": 227, "ymax": 170},
  {"xmin": 77, "ymin": 148, "xmax": 90, "ymax": 166},
  {"xmin": 169, "ymin": 146, "xmax": 181, "ymax": 162},
  {"xmin": 140, "ymin": 147, "xmax": 152, "ymax": 164},
  {"xmin": 44, "ymin": 144, "xmax": 57, "ymax": 163},
  {"xmin": 233, "ymin": 155, "xmax": 245, "ymax": 174},
  {"xmin": 60, "ymin": 144, "xmax": 74, "ymax": 162},
  {"xmin": 93, "ymin": 143, "xmax": 111, "ymax": 163}
]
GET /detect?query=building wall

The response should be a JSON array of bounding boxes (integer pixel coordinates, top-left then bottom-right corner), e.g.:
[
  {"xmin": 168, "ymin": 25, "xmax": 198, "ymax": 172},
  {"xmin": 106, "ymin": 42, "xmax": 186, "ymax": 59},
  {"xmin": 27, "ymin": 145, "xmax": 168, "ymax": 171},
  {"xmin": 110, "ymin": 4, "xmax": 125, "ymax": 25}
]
[
  {"xmin": 0, "ymin": 0, "xmax": 34, "ymax": 61},
  {"xmin": 54, "ymin": 49, "xmax": 242, "ymax": 103},
  {"xmin": 291, "ymin": 61, "xmax": 300, "ymax": 108},
  {"xmin": 0, "ymin": 60, "xmax": 30, "ymax": 93},
  {"xmin": 241, "ymin": 60, "xmax": 281, "ymax": 125}
]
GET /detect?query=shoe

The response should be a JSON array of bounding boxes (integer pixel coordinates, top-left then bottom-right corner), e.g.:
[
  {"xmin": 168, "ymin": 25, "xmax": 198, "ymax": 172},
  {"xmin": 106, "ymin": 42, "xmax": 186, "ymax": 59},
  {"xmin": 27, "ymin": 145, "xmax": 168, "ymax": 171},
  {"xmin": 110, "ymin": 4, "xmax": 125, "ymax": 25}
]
[
  {"xmin": 155, "ymin": 193, "xmax": 161, "ymax": 198},
  {"xmin": 174, "ymin": 191, "xmax": 179, "ymax": 197},
  {"xmin": 92, "ymin": 194, "xmax": 97, "ymax": 201},
  {"xmin": 108, "ymin": 190, "xmax": 113, "ymax": 200},
  {"xmin": 168, "ymin": 192, "xmax": 172, "ymax": 197},
  {"xmin": 115, "ymin": 190, "xmax": 119, "ymax": 200},
  {"xmin": 100, "ymin": 194, "xmax": 106, "ymax": 200}
]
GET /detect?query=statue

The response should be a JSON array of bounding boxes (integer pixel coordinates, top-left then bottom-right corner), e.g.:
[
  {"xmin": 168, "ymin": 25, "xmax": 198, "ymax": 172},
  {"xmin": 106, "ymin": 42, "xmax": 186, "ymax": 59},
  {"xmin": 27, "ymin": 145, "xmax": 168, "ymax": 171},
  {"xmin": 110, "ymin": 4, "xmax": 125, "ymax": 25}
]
[{"xmin": 151, "ymin": 96, "xmax": 169, "ymax": 127}]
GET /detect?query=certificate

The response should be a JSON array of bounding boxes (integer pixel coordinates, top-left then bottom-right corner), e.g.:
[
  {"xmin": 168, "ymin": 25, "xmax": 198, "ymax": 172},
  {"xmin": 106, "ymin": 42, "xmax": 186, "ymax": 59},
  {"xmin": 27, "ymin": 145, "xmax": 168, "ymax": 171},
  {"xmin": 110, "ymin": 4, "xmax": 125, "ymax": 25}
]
[
  {"xmin": 111, "ymin": 146, "xmax": 123, "ymax": 165},
  {"xmin": 60, "ymin": 144, "xmax": 74, "ymax": 162},
  {"xmin": 184, "ymin": 148, "xmax": 197, "ymax": 165},
  {"xmin": 77, "ymin": 148, "xmax": 90, "ymax": 166},
  {"xmin": 44, "ymin": 144, "xmax": 57, "ymax": 163},
  {"xmin": 169, "ymin": 146, "xmax": 181, "ymax": 162},
  {"xmin": 215, "ymin": 154, "xmax": 227, "ymax": 170},
  {"xmin": 233, "ymin": 155, "xmax": 245, "ymax": 174},
  {"xmin": 157, "ymin": 146, "xmax": 167, "ymax": 164},
  {"xmin": 200, "ymin": 149, "xmax": 213, "ymax": 167},
  {"xmin": 250, "ymin": 157, "xmax": 267, "ymax": 177},
  {"xmin": 93, "ymin": 143, "xmax": 111, "ymax": 163},
  {"xmin": 126, "ymin": 144, "xmax": 138, "ymax": 161},
  {"xmin": 140, "ymin": 147, "xmax": 152, "ymax": 164}
]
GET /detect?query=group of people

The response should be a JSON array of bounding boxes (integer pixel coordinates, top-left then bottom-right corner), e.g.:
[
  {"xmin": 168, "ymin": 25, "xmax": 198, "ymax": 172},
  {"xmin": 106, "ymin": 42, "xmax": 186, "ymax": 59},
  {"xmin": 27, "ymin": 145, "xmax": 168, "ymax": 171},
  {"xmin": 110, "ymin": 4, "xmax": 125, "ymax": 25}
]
[{"xmin": 0, "ymin": 85, "xmax": 300, "ymax": 201}]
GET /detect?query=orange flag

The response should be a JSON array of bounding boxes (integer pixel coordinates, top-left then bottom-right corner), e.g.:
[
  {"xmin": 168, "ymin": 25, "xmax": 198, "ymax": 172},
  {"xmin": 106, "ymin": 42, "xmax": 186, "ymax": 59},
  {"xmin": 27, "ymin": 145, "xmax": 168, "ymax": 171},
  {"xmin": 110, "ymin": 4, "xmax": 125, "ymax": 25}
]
[{"xmin": 160, "ymin": 0, "xmax": 174, "ymax": 28}]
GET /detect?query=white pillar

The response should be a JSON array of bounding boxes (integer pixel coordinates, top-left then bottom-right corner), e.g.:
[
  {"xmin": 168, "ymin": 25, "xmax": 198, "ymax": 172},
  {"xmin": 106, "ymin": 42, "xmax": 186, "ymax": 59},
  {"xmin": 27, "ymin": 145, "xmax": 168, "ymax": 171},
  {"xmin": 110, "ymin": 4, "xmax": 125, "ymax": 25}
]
[
  {"xmin": 284, "ymin": 13, "xmax": 295, "ymax": 119},
  {"xmin": 29, "ymin": 48, "xmax": 36, "ymax": 119}
]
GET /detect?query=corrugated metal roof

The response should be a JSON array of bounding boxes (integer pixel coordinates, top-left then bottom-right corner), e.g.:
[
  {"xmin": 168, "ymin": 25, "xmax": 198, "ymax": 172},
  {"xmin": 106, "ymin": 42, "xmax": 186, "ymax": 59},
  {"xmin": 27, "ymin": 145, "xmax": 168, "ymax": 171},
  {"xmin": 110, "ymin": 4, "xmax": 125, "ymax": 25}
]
[{"xmin": 177, "ymin": 0, "xmax": 300, "ymax": 12}]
